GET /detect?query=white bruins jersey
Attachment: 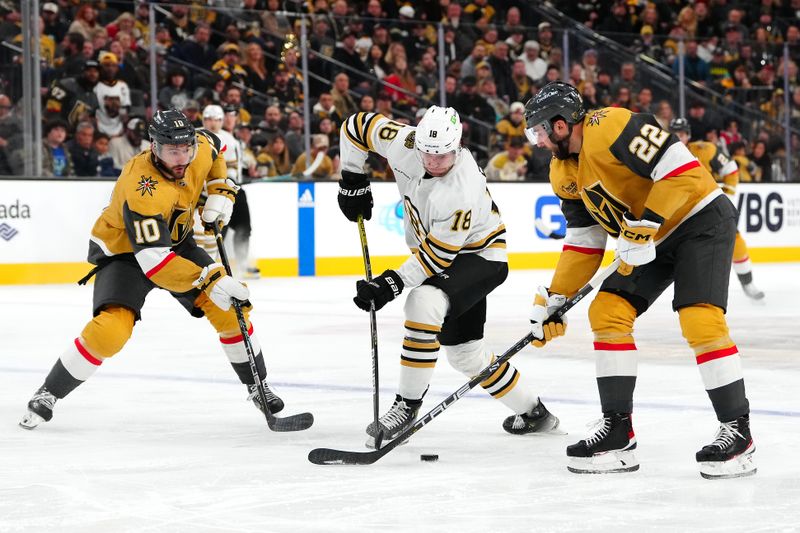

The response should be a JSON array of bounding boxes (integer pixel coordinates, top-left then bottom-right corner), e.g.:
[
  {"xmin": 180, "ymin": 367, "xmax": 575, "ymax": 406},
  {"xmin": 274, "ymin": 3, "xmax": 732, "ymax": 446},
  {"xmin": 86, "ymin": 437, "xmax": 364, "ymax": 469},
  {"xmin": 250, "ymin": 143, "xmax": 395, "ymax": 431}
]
[
  {"xmin": 340, "ymin": 112, "xmax": 507, "ymax": 288},
  {"xmin": 213, "ymin": 128, "xmax": 241, "ymax": 184}
]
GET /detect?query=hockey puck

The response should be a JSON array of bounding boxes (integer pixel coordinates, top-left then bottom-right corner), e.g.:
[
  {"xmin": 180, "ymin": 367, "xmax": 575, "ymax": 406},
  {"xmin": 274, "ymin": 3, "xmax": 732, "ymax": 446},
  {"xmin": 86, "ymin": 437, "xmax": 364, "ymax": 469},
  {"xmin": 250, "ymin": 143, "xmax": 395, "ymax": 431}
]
[{"xmin": 420, "ymin": 454, "xmax": 439, "ymax": 462}]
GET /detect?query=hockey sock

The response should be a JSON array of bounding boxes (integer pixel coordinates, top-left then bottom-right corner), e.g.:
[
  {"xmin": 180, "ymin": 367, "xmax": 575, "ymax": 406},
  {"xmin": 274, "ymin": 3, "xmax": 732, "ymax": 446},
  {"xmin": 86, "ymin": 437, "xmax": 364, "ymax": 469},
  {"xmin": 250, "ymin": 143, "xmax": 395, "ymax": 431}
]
[
  {"xmin": 590, "ymin": 292, "xmax": 638, "ymax": 414},
  {"xmin": 44, "ymin": 338, "xmax": 103, "ymax": 399},
  {"xmin": 220, "ymin": 325, "xmax": 267, "ymax": 384},
  {"xmin": 398, "ymin": 320, "xmax": 440, "ymax": 400}
]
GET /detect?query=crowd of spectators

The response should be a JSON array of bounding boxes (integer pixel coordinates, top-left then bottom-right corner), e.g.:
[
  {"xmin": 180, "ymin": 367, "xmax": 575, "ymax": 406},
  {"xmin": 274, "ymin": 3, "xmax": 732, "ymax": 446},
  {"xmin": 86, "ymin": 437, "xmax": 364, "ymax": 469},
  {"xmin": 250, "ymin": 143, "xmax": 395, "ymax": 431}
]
[{"xmin": 0, "ymin": 0, "xmax": 797, "ymax": 181}]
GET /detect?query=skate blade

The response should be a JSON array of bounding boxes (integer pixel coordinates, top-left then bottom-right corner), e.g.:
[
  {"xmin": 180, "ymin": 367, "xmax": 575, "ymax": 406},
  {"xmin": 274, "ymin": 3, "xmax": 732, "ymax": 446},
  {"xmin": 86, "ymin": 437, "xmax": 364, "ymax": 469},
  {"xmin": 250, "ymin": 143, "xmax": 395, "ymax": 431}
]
[
  {"xmin": 19, "ymin": 411, "xmax": 45, "ymax": 430},
  {"xmin": 567, "ymin": 450, "xmax": 639, "ymax": 474},
  {"xmin": 698, "ymin": 447, "xmax": 757, "ymax": 479}
]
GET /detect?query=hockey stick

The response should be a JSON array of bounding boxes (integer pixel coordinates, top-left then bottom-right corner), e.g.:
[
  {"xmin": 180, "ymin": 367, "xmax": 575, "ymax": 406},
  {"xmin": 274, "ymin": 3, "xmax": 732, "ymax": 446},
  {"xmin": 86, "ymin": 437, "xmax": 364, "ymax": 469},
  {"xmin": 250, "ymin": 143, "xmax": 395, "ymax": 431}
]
[
  {"xmin": 534, "ymin": 217, "xmax": 565, "ymax": 240},
  {"xmin": 308, "ymin": 258, "xmax": 622, "ymax": 465},
  {"xmin": 212, "ymin": 222, "xmax": 314, "ymax": 432},
  {"xmin": 260, "ymin": 150, "xmax": 326, "ymax": 182},
  {"xmin": 357, "ymin": 215, "xmax": 384, "ymax": 449}
]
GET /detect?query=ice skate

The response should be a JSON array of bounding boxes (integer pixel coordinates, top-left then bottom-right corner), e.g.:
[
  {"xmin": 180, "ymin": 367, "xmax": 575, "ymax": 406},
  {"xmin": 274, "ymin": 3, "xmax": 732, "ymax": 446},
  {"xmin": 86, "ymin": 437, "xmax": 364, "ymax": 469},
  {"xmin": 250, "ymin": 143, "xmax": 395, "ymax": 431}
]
[
  {"xmin": 741, "ymin": 281, "xmax": 765, "ymax": 300},
  {"xmin": 247, "ymin": 378, "xmax": 285, "ymax": 414},
  {"xmin": 19, "ymin": 386, "xmax": 58, "ymax": 430},
  {"xmin": 365, "ymin": 394, "xmax": 422, "ymax": 449},
  {"xmin": 502, "ymin": 399, "xmax": 563, "ymax": 435},
  {"xmin": 566, "ymin": 413, "xmax": 639, "ymax": 474},
  {"xmin": 696, "ymin": 415, "xmax": 756, "ymax": 479},
  {"xmin": 242, "ymin": 266, "xmax": 261, "ymax": 280}
]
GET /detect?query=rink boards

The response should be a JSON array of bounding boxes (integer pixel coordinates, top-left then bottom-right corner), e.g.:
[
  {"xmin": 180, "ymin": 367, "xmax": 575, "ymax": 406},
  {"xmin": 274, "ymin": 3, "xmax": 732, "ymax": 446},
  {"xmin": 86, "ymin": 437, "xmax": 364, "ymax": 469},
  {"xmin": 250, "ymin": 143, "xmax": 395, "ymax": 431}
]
[{"xmin": 0, "ymin": 180, "xmax": 798, "ymax": 284}]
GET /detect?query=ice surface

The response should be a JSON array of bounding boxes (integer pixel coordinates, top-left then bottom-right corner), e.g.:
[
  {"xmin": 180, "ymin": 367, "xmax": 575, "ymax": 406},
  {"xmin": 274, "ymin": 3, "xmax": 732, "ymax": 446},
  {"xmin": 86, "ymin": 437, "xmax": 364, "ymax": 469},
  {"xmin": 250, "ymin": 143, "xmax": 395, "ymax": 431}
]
[{"xmin": 1, "ymin": 265, "xmax": 798, "ymax": 532}]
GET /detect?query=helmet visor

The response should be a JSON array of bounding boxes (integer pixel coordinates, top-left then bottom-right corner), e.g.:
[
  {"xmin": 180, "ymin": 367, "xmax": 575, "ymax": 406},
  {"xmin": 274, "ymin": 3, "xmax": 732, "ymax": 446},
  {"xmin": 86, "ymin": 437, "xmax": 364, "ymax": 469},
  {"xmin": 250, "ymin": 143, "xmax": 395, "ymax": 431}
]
[
  {"xmin": 524, "ymin": 120, "xmax": 553, "ymax": 145},
  {"xmin": 154, "ymin": 141, "xmax": 197, "ymax": 168},
  {"xmin": 420, "ymin": 150, "xmax": 457, "ymax": 175}
]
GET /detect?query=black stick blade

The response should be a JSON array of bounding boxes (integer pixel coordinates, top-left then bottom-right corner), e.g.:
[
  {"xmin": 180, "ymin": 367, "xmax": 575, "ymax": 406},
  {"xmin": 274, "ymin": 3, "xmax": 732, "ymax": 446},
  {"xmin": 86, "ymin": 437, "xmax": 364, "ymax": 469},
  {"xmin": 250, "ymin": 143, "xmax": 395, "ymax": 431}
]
[
  {"xmin": 308, "ymin": 446, "xmax": 385, "ymax": 465},
  {"xmin": 268, "ymin": 412, "xmax": 315, "ymax": 432}
]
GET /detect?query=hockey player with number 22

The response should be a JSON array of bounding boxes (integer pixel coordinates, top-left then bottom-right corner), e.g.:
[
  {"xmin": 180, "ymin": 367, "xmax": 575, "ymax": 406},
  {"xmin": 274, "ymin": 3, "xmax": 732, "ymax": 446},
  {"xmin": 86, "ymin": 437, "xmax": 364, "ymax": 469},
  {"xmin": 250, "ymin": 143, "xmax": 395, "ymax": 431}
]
[
  {"xmin": 337, "ymin": 106, "xmax": 560, "ymax": 448},
  {"xmin": 20, "ymin": 109, "xmax": 285, "ymax": 430},
  {"xmin": 523, "ymin": 82, "xmax": 755, "ymax": 479}
]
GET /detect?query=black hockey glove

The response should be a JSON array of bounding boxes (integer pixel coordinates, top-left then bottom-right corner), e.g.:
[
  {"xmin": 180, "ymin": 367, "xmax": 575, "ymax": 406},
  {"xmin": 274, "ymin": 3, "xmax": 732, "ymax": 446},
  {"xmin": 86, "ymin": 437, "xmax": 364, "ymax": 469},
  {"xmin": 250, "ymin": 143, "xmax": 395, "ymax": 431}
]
[
  {"xmin": 338, "ymin": 170, "xmax": 373, "ymax": 222},
  {"xmin": 354, "ymin": 269, "xmax": 404, "ymax": 312}
]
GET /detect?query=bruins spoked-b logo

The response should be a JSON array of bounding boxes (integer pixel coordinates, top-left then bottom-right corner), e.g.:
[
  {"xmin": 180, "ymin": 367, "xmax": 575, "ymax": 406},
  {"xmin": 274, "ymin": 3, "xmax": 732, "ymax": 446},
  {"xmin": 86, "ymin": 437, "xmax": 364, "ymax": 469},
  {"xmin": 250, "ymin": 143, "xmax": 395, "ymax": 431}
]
[
  {"xmin": 136, "ymin": 175, "xmax": 158, "ymax": 197},
  {"xmin": 580, "ymin": 181, "xmax": 629, "ymax": 237}
]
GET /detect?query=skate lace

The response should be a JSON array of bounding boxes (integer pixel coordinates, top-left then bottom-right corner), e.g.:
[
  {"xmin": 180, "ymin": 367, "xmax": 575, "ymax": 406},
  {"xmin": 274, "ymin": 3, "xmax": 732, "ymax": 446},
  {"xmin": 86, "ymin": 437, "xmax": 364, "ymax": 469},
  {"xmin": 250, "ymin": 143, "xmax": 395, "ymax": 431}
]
[
  {"xmin": 32, "ymin": 388, "xmax": 57, "ymax": 410},
  {"xmin": 584, "ymin": 418, "xmax": 612, "ymax": 447},
  {"xmin": 709, "ymin": 421, "xmax": 743, "ymax": 449},
  {"xmin": 380, "ymin": 402, "xmax": 411, "ymax": 430},
  {"xmin": 510, "ymin": 415, "xmax": 526, "ymax": 430}
]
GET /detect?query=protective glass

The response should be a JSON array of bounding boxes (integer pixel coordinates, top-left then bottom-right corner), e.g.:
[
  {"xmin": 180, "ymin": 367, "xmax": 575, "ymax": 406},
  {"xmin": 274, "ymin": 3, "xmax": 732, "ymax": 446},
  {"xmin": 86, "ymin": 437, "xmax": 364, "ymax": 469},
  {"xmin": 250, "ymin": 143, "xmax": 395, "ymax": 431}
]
[
  {"xmin": 154, "ymin": 141, "xmax": 197, "ymax": 168},
  {"xmin": 524, "ymin": 120, "xmax": 553, "ymax": 145},
  {"xmin": 420, "ymin": 150, "xmax": 457, "ymax": 174}
]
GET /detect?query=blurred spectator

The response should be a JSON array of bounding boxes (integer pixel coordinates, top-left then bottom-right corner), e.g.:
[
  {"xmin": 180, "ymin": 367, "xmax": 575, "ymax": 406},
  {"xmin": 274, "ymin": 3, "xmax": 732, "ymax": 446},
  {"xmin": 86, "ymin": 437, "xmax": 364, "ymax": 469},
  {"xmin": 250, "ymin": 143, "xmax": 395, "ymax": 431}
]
[
  {"xmin": 709, "ymin": 47, "xmax": 733, "ymax": 90},
  {"xmin": 476, "ymin": 24, "xmax": 500, "ymax": 56},
  {"xmin": 654, "ymin": 100, "xmax": 674, "ymax": 130},
  {"xmin": 243, "ymin": 42, "xmax": 270, "ymax": 95},
  {"xmin": 597, "ymin": 2, "xmax": 634, "ymax": 46},
  {"xmin": 222, "ymin": 86, "xmax": 252, "ymax": 126},
  {"xmin": 461, "ymin": 44, "xmax": 488, "ymax": 82},
  {"xmin": 259, "ymin": 105, "xmax": 287, "ymax": 143},
  {"xmin": 611, "ymin": 86, "xmax": 632, "ymax": 109},
  {"xmin": 687, "ymin": 101, "xmax": 714, "ymax": 141},
  {"xmin": 40, "ymin": 119, "xmax": 73, "ymax": 177},
  {"xmin": 542, "ymin": 64, "xmax": 562, "ymax": 85},
  {"xmin": 67, "ymin": 121, "xmax": 99, "ymax": 177},
  {"xmin": 536, "ymin": 22, "xmax": 555, "ymax": 61},
  {"xmin": 333, "ymin": 28, "xmax": 369, "ymax": 85},
  {"xmin": 485, "ymin": 136, "xmax": 527, "ymax": 181},
  {"xmin": 464, "ymin": 0, "xmax": 496, "ymax": 25},
  {"xmin": 365, "ymin": 44, "xmax": 388, "ymax": 80},
  {"xmin": 521, "ymin": 41, "xmax": 547, "ymax": 82},
  {"xmin": 581, "ymin": 82, "xmax": 600, "ymax": 111},
  {"xmin": 488, "ymin": 41, "xmax": 514, "ymax": 99},
  {"xmin": 720, "ymin": 118, "xmax": 744, "ymax": 147},
  {"xmin": 93, "ymin": 132, "xmax": 117, "ymax": 177},
  {"xmin": 267, "ymin": 65, "xmax": 303, "ymax": 111},
  {"xmin": 291, "ymin": 134, "xmax": 335, "ymax": 179},
  {"xmin": 383, "ymin": 56, "xmax": 417, "ymax": 108},
  {"xmin": 236, "ymin": 122, "xmax": 259, "ymax": 181},
  {"xmin": 68, "ymin": 4, "xmax": 97, "ymax": 40},
  {"xmin": 331, "ymin": 72, "xmax": 358, "ymax": 120},
  {"xmin": 42, "ymin": 3, "xmax": 68, "ymax": 43},
  {"xmin": 45, "ymin": 59, "xmax": 99, "ymax": 128},
  {"xmin": 581, "ymin": 49, "xmax": 599, "ymax": 84},
  {"xmin": 183, "ymin": 100, "xmax": 202, "ymax": 127},
  {"xmin": 165, "ymin": 4, "xmax": 194, "ymax": 44},
  {"xmin": 55, "ymin": 32, "xmax": 86, "ymax": 78},
  {"xmin": 634, "ymin": 25, "xmax": 665, "ymax": 64},
  {"xmin": 595, "ymin": 69, "xmax": 614, "ymax": 106},
  {"xmin": 505, "ymin": 28, "xmax": 527, "ymax": 61},
  {"xmin": 107, "ymin": 12, "xmax": 135, "ymax": 41},
  {"xmin": 674, "ymin": 40, "xmax": 710, "ymax": 84},
  {"xmin": 454, "ymin": 76, "xmax": 494, "ymax": 155},
  {"xmin": 310, "ymin": 16, "xmax": 336, "ymax": 58},
  {"xmin": 375, "ymin": 92, "xmax": 394, "ymax": 118},
  {"xmin": 749, "ymin": 140, "xmax": 771, "ymax": 182},
  {"xmin": 729, "ymin": 141, "xmax": 758, "ymax": 182},
  {"xmin": 176, "ymin": 22, "xmax": 215, "ymax": 71},
  {"xmin": 510, "ymin": 59, "xmax": 536, "ymax": 103},
  {"xmin": 405, "ymin": 22, "xmax": 432, "ymax": 65},
  {"xmin": 632, "ymin": 87, "xmax": 654, "ymax": 113},
  {"xmin": 0, "ymin": 94, "xmax": 13, "ymax": 175},
  {"xmin": 362, "ymin": 0, "xmax": 385, "ymax": 36},
  {"xmin": 416, "ymin": 52, "xmax": 439, "ymax": 102},
  {"xmin": 158, "ymin": 66, "xmax": 190, "ymax": 110},
  {"xmin": 317, "ymin": 116, "xmax": 339, "ymax": 151},
  {"xmin": 311, "ymin": 93, "xmax": 342, "ymax": 126},
  {"xmin": 284, "ymin": 111, "xmax": 305, "ymax": 160},
  {"xmin": 480, "ymin": 78, "xmax": 508, "ymax": 121},
  {"xmin": 612, "ymin": 62, "xmax": 641, "ymax": 96},
  {"xmin": 94, "ymin": 52, "xmax": 131, "ymax": 137},
  {"xmin": 494, "ymin": 101, "xmax": 526, "ymax": 150},
  {"xmin": 213, "ymin": 43, "xmax": 248, "ymax": 85},
  {"xmin": 109, "ymin": 118, "xmax": 149, "ymax": 170}
]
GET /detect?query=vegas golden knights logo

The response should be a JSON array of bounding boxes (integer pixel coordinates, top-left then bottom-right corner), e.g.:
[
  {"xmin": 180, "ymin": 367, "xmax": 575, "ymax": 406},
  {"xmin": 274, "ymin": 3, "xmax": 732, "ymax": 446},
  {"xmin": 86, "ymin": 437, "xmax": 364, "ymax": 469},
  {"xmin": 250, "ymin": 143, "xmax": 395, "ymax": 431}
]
[
  {"xmin": 580, "ymin": 181, "xmax": 630, "ymax": 237},
  {"xmin": 168, "ymin": 207, "xmax": 193, "ymax": 243}
]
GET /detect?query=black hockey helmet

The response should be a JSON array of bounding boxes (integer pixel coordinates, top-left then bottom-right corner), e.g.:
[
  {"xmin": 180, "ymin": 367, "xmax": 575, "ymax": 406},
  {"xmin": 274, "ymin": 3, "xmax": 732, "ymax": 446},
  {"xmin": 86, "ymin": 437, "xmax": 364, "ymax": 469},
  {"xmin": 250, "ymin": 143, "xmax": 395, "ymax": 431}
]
[
  {"xmin": 524, "ymin": 81, "xmax": 585, "ymax": 132},
  {"xmin": 669, "ymin": 117, "xmax": 691, "ymax": 135},
  {"xmin": 148, "ymin": 108, "xmax": 196, "ymax": 146}
]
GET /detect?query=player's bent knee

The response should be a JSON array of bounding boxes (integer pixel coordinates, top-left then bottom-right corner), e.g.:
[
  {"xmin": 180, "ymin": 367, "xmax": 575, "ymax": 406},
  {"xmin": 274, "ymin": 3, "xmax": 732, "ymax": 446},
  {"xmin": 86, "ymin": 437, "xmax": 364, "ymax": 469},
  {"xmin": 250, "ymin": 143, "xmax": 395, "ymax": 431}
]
[
  {"xmin": 198, "ymin": 292, "xmax": 251, "ymax": 336},
  {"xmin": 80, "ymin": 306, "xmax": 135, "ymax": 358},
  {"xmin": 404, "ymin": 284, "xmax": 449, "ymax": 324},
  {"xmin": 678, "ymin": 304, "xmax": 731, "ymax": 348},
  {"xmin": 445, "ymin": 339, "xmax": 490, "ymax": 376},
  {"xmin": 589, "ymin": 291, "xmax": 637, "ymax": 337}
]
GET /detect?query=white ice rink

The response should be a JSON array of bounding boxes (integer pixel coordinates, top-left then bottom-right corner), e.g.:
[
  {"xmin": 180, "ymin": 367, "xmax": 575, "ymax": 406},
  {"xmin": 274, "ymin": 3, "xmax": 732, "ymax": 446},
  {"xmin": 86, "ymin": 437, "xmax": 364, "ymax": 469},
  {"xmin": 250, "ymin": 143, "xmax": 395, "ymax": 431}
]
[{"xmin": 1, "ymin": 264, "xmax": 799, "ymax": 532}]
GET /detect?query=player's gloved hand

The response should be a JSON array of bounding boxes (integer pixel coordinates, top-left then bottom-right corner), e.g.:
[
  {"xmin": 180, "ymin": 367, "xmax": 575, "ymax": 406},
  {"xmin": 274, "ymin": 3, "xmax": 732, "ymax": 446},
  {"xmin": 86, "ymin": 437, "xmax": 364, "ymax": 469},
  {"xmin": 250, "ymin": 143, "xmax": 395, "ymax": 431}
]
[
  {"xmin": 202, "ymin": 178, "xmax": 238, "ymax": 228},
  {"xmin": 616, "ymin": 211, "xmax": 661, "ymax": 276},
  {"xmin": 354, "ymin": 269, "xmax": 404, "ymax": 311},
  {"xmin": 338, "ymin": 170, "xmax": 373, "ymax": 222},
  {"xmin": 193, "ymin": 263, "xmax": 249, "ymax": 311},
  {"xmin": 529, "ymin": 286, "xmax": 568, "ymax": 348}
]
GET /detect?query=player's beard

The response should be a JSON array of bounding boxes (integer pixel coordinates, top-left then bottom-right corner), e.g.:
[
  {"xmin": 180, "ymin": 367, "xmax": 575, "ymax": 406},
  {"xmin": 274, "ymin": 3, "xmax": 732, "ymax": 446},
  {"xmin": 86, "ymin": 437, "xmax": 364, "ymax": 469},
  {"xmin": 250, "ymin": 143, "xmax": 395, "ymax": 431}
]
[{"xmin": 550, "ymin": 129, "xmax": 572, "ymax": 160}]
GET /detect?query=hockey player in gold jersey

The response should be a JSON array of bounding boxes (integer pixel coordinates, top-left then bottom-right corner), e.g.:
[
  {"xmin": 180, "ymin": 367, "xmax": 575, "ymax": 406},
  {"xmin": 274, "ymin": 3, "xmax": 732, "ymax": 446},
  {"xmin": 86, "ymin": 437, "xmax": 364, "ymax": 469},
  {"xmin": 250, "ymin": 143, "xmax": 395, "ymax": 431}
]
[
  {"xmin": 523, "ymin": 82, "xmax": 755, "ymax": 479},
  {"xmin": 20, "ymin": 109, "xmax": 284, "ymax": 429},
  {"xmin": 669, "ymin": 118, "xmax": 764, "ymax": 300}
]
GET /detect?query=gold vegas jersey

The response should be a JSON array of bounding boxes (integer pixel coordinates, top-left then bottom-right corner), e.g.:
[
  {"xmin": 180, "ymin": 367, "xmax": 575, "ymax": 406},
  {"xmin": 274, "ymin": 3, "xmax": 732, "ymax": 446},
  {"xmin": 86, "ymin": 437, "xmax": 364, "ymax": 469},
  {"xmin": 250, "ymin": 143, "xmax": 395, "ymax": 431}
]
[
  {"xmin": 687, "ymin": 140, "xmax": 739, "ymax": 195},
  {"xmin": 340, "ymin": 112, "xmax": 507, "ymax": 288},
  {"xmin": 547, "ymin": 107, "xmax": 722, "ymax": 297},
  {"xmin": 87, "ymin": 130, "xmax": 230, "ymax": 293}
]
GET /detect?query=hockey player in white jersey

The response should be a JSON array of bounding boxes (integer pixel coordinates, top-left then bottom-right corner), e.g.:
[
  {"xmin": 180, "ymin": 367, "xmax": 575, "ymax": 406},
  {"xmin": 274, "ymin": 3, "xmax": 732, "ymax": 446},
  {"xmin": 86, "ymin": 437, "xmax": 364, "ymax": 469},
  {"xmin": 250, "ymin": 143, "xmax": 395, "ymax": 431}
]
[{"xmin": 338, "ymin": 106, "xmax": 560, "ymax": 447}]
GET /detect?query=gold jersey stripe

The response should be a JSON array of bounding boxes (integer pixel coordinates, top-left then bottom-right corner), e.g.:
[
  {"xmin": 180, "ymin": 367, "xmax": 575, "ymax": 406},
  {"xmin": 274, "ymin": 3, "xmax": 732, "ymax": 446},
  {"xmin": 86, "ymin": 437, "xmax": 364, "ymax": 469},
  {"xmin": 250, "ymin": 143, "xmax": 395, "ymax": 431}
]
[
  {"xmin": 463, "ymin": 225, "xmax": 507, "ymax": 251},
  {"xmin": 403, "ymin": 339, "xmax": 441, "ymax": 351},
  {"xmin": 491, "ymin": 370, "xmax": 520, "ymax": 399},
  {"xmin": 405, "ymin": 320, "xmax": 442, "ymax": 333},
  {"xmin": 420, "ymin": 240, "xmax": 452, "ymax": 269},
  {"xmin": 344, "ymin": 121, "xmax": 369, "ymax": 152},
  {"xmin": 413, "ymin": 249, "xmax": 435, "ymax": 277},
  {"xmin": 400, "ymin": 359, "xmax": 437, "ymax": 368},
  {"xmin": 481, "ymin": 361, "xmax": 510, "ymax": 389},
  {"xmin": 363, "ymin": 113, "xmax": 381, "ymax": 151},
  {"xmin": 427, "ymin": 233, "xmax": 461, "ymax": 253}
]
